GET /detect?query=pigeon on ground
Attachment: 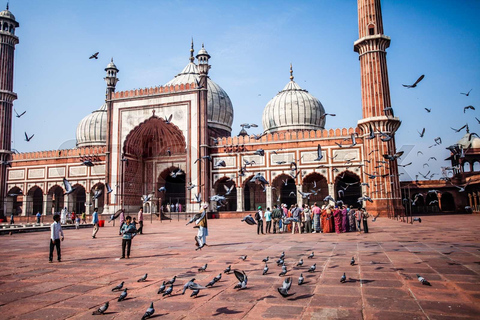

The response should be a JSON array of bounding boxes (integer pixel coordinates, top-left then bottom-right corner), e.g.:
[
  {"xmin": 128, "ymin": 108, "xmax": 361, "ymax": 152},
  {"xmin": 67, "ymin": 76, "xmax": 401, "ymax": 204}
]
[
  {"xmin": 280, "ymin": 251, "xmax": 285, "ymax": 260},
  {"xmin": 213, "ymin": 273, "xmax": 222, "ymax": 282},
  {"xmin": 308, "ymin": 252, "xmax": 314, "ymax": 259},
  {"xmin": 141, "ymin": 302, "xmax": 155, "ymax": 320},
  {"xmin": 92, "ymin": 302, "xmax": 109, "ymax": 315},
  {"xmin": 277, "ymin": 258, "xmax": 284, "ymax": 266},
  {"xmin": 198, "ymin": 264, "xmax": 208, "ymax": 272},
  {"xmin": 308, "ymin": 263, "xmax": 316, "ymax": 272},
  {"xmin": 298, "ymin": 274, "xmax": 304, "ymax": 285},
  {"xmin": 137, "ymin": 273, "xmax": 148, "ymax": 282},
  {"xmin": 233, "ymin": 270, "xmax": 248, "ymax": 289},
  {"xmin": 163, "ymin": 285, "xmax": 173, "ymax": 297},
  {"xmin": 413, "ymin": 217, "xmax": 422, "ymax": 223},
  {"xmin": 296, "ymin": 258, "xmax": 304, "ymax": 267},
  {"xmin": 350, "ymin": 257, "xmax": 355, "ymax": 266},
  {"xmin": 240, "ymin": 255, "xmax": 247, "ymax": 261},
  {"xmin": 206, "ymin": 278, "xmax": 216, "ymax": 287},
  {"xmin": 111, "ymin": 281, "xmax": 124, "ymax": 291},
  {"xmin": 117, "ymin": 288, "xmax": 128, "ymax": 302},
  {"xmin": 157, "ymin": 281, "xmax": 166, "ymax": 294},
  {"xmin": 224, "ymin": 265, "xmax": 231, "ymax": 274},
  {"xmin": 165, "ymin": 275, "xmax": 176, "ymax": 285},
  {"xmin": 262, "ymin": 256, "xmax": 269, "ymax": 263},
  {"xmin": 279, "ymin": 265, "xmax": 287, "ymax": 276},
  {"xmin": 417, "ymin": 274, "xmax": 431, "ymax": 286},
  {"xmin": 190, "ymin": 289, "xmax": 199, "ymax": 298},
  {"xmin": 277, "ymin": 277, "xmax": 292, "ymax": 297},
  {"xmin": 182, "ymin": 278, "xmax": 196, "ymax": 294},
  {"xmin": 263, "ymin": 264, "xmax": 269, "ymax": 275},
  {"xmin": 340, "ymin": 273, "xmax": 346, "ymax": 283}
]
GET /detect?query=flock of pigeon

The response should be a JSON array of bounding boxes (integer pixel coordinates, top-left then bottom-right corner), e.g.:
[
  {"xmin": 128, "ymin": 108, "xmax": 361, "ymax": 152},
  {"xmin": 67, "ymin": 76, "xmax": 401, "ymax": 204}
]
[{"xmin": 90, "ymin": 250, "xmax": 432, "ymax": 317}]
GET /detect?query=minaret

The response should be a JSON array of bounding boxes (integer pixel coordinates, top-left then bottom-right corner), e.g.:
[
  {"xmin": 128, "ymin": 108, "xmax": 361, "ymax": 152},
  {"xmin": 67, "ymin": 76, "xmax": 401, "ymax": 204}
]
[
  {"xmin": 0, "ymin": 4, "xmax": 19, "ymax": 219},
  {"xmin": 104, "ymin": 58, "xmax": 119, "ymax": 209},
  {"xmin": 354, "ymin": 0, "xmax": 403, "ymax": 216},
  {"xmin": 196, "ymin": 44, "xmax": 211, "ymax": 207}
]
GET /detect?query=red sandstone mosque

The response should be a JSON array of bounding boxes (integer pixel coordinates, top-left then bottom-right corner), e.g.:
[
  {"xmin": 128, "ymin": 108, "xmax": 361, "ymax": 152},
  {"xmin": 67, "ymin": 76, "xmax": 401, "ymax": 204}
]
[{"xmin": 1, "ymin": 1, "xmax": 476, "ymax": 220}]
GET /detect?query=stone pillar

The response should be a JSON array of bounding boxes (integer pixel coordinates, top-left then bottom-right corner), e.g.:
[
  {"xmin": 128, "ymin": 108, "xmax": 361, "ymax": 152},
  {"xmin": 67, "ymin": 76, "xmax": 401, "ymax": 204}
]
[
  {"xmin": 85, "ymin": 193, "xmax": 91, "ymax": 215},
  {"xmin": 42, "ymin": 194, "xmax": 48, "ymax": 215},
  {"xmin": 328, "ymin": 183, "xmax": 335, "ymax": 197},
  {"xmin": 22, "ymin": 195, "xmax": 28, "ymax": 217},
  {"xmin": 236, "ymin": 187, "xmax": 244, "ymax": 212},
  {"xmin": 64, "ymin": 194, "xmax": 71, "ymax": 213},
  {"xmin": 296, "ymin": 185, "xmax": 303, "ymax": 207},
  {"xmin": 266, "ymin": 186, "xmax": 272, "ymax": 210}
]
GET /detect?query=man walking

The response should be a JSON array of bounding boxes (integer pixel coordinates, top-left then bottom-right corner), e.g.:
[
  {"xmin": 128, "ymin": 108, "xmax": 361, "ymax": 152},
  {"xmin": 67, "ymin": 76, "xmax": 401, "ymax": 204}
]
[
  {"xmin": 137, "ymin": 207, "xmax": 144, "ymax": 234},
  {"xmin": 92, "ymin": 207, "xmax": 99, "ymax": 239},
  {"xmin": 255, "ymin": 206, "xmax": 264, "ymax": 235},
  {"xmin": 49, "ymin": 214, "xmax": 64, "ymax": 262}
]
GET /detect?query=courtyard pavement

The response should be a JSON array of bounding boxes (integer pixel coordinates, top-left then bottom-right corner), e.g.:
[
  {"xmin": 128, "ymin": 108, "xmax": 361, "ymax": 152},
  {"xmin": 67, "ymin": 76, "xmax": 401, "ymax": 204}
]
[{"xmin": 0, "ymin": 214, "xmax": 479, "ymax": 319}]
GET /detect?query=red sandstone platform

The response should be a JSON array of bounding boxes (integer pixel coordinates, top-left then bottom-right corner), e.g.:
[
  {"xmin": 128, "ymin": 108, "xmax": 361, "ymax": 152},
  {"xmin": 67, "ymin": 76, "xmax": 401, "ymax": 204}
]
[{"xmin": 0, "ymin": 215, "xmax": 479, "ymax": 319}]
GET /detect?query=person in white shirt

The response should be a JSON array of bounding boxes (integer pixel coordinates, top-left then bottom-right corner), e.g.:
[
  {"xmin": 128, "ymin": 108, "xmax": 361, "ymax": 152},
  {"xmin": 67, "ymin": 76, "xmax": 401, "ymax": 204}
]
[
  {"xmin": 49, "ymin": 214, "xmax": 64, "ymax": 263},
  {"xmin": 255, "ymin": 206, "xmax": 264, "ymax": 235}
]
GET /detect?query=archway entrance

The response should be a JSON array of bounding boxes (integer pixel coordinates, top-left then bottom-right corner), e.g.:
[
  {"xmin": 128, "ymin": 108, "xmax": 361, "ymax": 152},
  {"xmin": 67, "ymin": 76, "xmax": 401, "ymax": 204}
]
[
  {"xmin": 48, "ymin": 185, "xmax": 64, "ymax": 214},
  {"xmin": 72, "ymin": 185, "xmax": 86, "ymax": 214},
  {"xmin": 26, "ymin": 186, "xmax": 43, "ymax": 216},
  {"xmin": 91, "ymin": 183, "xmax": 105, "ymax": 214},
  {"xmin": 440, "ymin": 192, "xmax": 455, "ymax": 212},
  {"xmin": 158, "ymin": 167, "xmax": 186, "ymax": 212},
  {"xmin": 214, "ymin": 177, "xmax": 237, "ymax": 211},
  {"xmin": 334, "ymin": 171, "xmax": 361, "ymax": 207},
  {"xmin": 244, "ymin": 175, "xmax": 267, "ymax": 211},
  {"xmin": 302, "ymin": 172, "xmax": 328, "ymax": 205},
  {"xmin": 272, "ymin": 174, "xmax": 296, "ymax": 208},
  {"xmin": 6, "ymin": 186, "xmax": 23, "ymax": 215},
  {"xmin": 123, "ymin": 116, "xmax": 187, "ymax": 209}
]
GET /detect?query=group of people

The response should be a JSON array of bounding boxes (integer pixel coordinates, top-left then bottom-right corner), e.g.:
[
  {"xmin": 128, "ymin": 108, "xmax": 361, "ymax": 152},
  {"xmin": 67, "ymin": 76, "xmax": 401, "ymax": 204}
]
[
  {"xmin": 163, "ymin": 203, "xmax": 183, "ymax": 213},
  {"xmin": 254, "ymin": 202, "xmax": 370, "ymax": 235}
]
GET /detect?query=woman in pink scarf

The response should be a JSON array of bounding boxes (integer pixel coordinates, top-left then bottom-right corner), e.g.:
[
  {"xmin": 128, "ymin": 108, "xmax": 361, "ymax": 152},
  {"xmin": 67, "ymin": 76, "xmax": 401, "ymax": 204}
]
[{"xmin": 333, "ymin": 207, "xmax": 342, "ymax": 234}]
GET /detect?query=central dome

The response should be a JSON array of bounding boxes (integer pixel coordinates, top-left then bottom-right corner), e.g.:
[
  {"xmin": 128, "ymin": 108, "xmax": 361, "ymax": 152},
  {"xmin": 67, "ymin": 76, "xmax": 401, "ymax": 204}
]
[
  {"xmin": 262, "ymin": 66, "xmax": 326, "ymax": 133},
  {"xmin": 165, "ymin": 45, "xmax": 233, "ymax": 134},
  {"xmin": 76, "ymin": 104, "xmax": 107, "ymax": 147}
]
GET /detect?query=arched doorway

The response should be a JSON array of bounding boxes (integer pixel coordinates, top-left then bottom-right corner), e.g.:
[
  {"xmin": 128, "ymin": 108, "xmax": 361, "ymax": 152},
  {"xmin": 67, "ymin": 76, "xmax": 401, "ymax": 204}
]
[
  {"xmin": 272, "ymin": 174, "xmax": 296, "ymax": 208},
  {"xmin": 48, "ymin": 185, "xmax": 64, "ymax": 214},
  {"xmin": 302, "ymin": 172, "xmax": 328, "ymax": 205},
  {"xmin": 123, "ymin": 116, "xmax": 187, "ymax": 209},
  {"xmin": 6, "ymin": 186, "xmax": 23, "ymax": 215},
  {"xmin": 244, "ymin": 174, "xmax": 267, "ymax": 211},
  {"xmin": 425, "ymin": 192, "xmax": 439, "ymax": 212},
  {"xmin": 27, "ymin": 186, "xmax": 43, "ymax": 216},
  {"xmin": 158, "ymin": 167, "xmax": 186, "ymax": 212},
  {"xmin": 334, "ymin": 171, "xmax": 361, "ymax": 207},
  {"xmin": 440, "ymin": 192, "xmax": 455, "ymax": 212},
  {"xmin": 214, "ymin": 177, "xmax": 237, "ymax": 211},
  {"xmin": 91, "ymin": 183, "xmax": 105, "ymax": 214},
  {"xmin": 72, "ymin": 185, "xmax": 86, "ymax": 214}
]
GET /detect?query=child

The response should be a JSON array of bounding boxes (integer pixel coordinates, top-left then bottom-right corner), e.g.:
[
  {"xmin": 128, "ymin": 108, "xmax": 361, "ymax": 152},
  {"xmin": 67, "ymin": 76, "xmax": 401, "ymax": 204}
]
[
  {"xmin": 75, "ymin": 215, "xmax": 80, "ymax": 229},
  {"xmin": 49, "ymin": 214, "xmax": 64, "ymax": 263},
  {"xmin": 120, "ymin": 216, "xmax": 136, "ymax": 259}
]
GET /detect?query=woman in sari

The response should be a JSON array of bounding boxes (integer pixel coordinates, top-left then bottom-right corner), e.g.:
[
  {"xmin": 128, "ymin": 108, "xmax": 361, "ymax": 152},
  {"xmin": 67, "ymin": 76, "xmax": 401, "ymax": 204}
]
[
  {"xmin": 321, "ymin": 206, "xmax": 332, "ymax": 233},
  {"xmin": 341, "ymin": 206, "xmax": 348, "ymax": 232},
  {"xmin": 333, "ymin": 207, "xmax": 342, "ymax": 234},
  {"xmin": 348, "ymin": 207, "xmax": 356, "ymax": 232}
]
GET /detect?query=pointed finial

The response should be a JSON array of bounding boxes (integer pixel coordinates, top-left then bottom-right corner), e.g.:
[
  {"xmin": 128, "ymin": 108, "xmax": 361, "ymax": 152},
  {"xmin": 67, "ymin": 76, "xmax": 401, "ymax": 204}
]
[
  {"xmin": 202, "ymin": 43, "xmax": 205, "ymax": 48},
  {"xmin": 6, "ymin": 1, "xmax": 8, "ymax": 10},
  {"xmin": 289, "ymin": 63, "xmax": 294, "ymax": 81},
  {"xmin": 190, "ymin": 38, "xmax": 195, "ymax": 63},
  {"xmin": 111, "ymin": 57, "xmax": 114, "ymax": 63},
  {"xmin": 466, "ymin": 124, "xmax": 470, "ymax": 133}
]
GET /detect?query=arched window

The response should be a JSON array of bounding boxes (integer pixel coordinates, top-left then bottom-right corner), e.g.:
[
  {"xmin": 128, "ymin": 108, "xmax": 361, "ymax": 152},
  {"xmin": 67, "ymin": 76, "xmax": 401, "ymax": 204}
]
[
  {"xmin": 473, "ymin": 161, "xmax": 480, "ymax": 172},
  {"xmin": 464, "ymin": 162, "xmax": 472, "ymax": 172},
  {"xmin": 368, "ymin": 24, "xmax": 375, "ymax": 35}
]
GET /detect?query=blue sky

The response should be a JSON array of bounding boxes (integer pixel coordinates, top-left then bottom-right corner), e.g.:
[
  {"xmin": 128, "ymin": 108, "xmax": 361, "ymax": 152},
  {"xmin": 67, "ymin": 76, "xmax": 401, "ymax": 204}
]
[{"xmin": 8, "ymin": 0, "xmax": 480, "ymax": 181}]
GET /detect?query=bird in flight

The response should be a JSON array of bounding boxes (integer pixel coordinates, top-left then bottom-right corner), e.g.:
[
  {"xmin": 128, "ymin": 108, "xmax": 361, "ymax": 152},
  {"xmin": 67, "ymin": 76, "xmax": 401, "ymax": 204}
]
[
  {"xmin": 24, "ymin": 132, "xmax": 34, "ymax": 142},
  {"xmin": 89, "ymin": 52, "xmax": 99, "ymax": 59},
  {"xmin": 464, "ymin": 105, "xmax": 475, "ymax": 113},
  {"xmin": 402, "ymin": 74, "xmax": 424, "ymax": 88},
  {"xmin": 424, "ymin": 108, "xmax": 431, "ymax": 113},
  {"xmin": 418, "ymin": 128, "xmax": 425, "ymax": 138},
  {"xmin": 450, "ymin": 124, "xmax": 468, "ymax": 133},
  {"xmin": 14, "ymin": 109, "xmax": 26, "ymax": 118},
  {"xmin": 460, "ymin": 89, "xmax": 472, "ymax": 96}
]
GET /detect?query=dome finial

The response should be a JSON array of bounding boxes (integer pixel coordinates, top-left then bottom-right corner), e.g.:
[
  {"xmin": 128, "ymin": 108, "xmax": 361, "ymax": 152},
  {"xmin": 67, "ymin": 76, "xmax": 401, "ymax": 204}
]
[
  {"xmin": 190, "ymin": 38, "xmax": 195, "ymax": 63},
  {"xmin": 290, "ymin": 63, "xmax": 294, "ymax": 81},
  {"xmin": 6, "ymin": 1, "xmax": 8, "ymax": 10},
  {"xmin": 466, "ymin": 124, "xmax": 470, "ymax": 133}
]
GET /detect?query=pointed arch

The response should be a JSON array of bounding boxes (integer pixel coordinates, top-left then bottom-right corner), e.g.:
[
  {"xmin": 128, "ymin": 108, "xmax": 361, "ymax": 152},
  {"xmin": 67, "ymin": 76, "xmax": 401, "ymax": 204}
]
[
  {"xmin": 334, "ymin": 170, "xmax": 362, "ymax": 207},
  {"xmin": 302, "ymin": 172, "xmax": 328, "ymax": 204},
  {"xmin": 213, "ymin": 177, "xmax": 237, "ymax": 211},
  {"xmin": 272, "ymin": 173, "xmax": 297, "ymax": 208},
  {"xmin": 243, "ymin": 174, "xmax": 266, "ymax": 211}
]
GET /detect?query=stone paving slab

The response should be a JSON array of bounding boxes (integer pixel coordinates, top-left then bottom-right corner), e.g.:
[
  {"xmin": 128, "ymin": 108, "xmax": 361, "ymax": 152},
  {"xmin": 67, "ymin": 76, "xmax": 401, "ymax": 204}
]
[{"xmin": 0, "ymin": 214, "xmax": 479, "ymax": 319}]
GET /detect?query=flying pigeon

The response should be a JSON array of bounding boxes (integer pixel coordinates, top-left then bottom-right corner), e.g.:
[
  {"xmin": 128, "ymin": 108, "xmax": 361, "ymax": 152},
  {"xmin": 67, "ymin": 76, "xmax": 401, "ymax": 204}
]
[
  {"xmin": 224, "ymin": 184, "xmax": 235, "ymax": 195},
  {"xmin": 106, "ymin": 183, "xmax": 113, "ymax": 194},
  {"xmin": 182, "ymin": 278, "xmax": 197, "ymax": 294},
  {"xmin": 157, "ymin": 281, "xmax": 166, "ymax": 294},
  {"xmin": 461, "ymin": 89, "xmax": 472, "ymax": 96},
  {"xmin": 254, "ymin": 149, "xmax": 265, "ymax": 156},
  {"xmin": 315, "ymin": 144, "xmax": 323, "ymax": 161},
  {"xmin": 137, "ymin": 273, "xmax": 148, "ymax": 282},
  {"xmin": 92, "ymin": 302, "xmax": 109, "ymax": 315},
  {"xmin": 215, "ymin": 160, "xmax": 226, "ymax": 167},
  {"xmin": 141, "ymin": 195, "xmax": 151, "ymax": 203},
  {"xmin": 14, "ymin": 109, "xmax": 26, "ymax": 118},
  {"xmin": 63, "ymin": 178, "xmax": 76, "ymax": 195},
  {"xmin": 93, "ymin": 189, "xmax": 102, "ymax": 200},
  {"xmin": 164, "ymin": 114, "xmax": 173, "ymax": 124},
  {"xmin": 158, "ymin": 186, "xmax": 166, "ymax": 193},
  {"xmin": 340, "ymin": 273, "xmax": 346, "ymax": 283},
  {"xmin": 117, "ymin": 288, "xmax": 128, "ymax": 302},
  {"xmin": 308, "ymin": 263, "xmax": 316, "ymax": 273},
  {"xmin": 249, "ymin": 173, "xmax": 269, "ymax": 184},
  {"xmin": 111, "ymin": 281, "xmax": 124, "ymax": 291},
  {"xmin": 298, "ymin": 274, "xmax": 304, "ymax": 285},
  {"xmin": 141, "ymin": 302, "xmax": 155, "ymax": 320},
  {"xmin": 89, "ymin": 52, "xmax": 99, "ymax": 59},
  {"xmin": 233, "ymin": 270, "xmax": 248, "ymax": 289},
  {"xmin": 402, "ymin": 74, "xmax": 424, "ymax": 88},
  {"xmin": 277, "ymin": 277, "xmax": 292, "ymax": 297},
  {"xmin": 417, "ymin": 274, "xmax": 431, "ymax": 286},
  {"xmin": 241, "ymin": 214, "xmax": 256, "ymax": 225},
  {"xmin": 464, "ymin": 105, "xmax": 475, "ymax": 113}
]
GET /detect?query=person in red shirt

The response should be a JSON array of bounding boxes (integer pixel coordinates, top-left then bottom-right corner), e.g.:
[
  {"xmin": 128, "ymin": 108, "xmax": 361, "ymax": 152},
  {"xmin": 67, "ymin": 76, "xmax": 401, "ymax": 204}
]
[{"xmin": 137, "ymin": 207, "xmax": 144, "ymax": 234}]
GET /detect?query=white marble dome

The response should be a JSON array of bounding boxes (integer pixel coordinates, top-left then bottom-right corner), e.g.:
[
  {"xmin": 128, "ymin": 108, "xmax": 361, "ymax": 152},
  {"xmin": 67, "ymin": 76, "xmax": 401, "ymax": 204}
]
[
  {"xmin": 457, "ymin": 132, "xmax": 480, "ymax": 149},
  {"xmin": 165, "ymin": 61, "xmax": 234, "ymax": 133},
  {"xmin": 76, "ymin": 104, "xmax": 107, "ymax": 147},
  {"xmin": 262, "ymin": 69, "xmax": 326, "ymax": 133}
]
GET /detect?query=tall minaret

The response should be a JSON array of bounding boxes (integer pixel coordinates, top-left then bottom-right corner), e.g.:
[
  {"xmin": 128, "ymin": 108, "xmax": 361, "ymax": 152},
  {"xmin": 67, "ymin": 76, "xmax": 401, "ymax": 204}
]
[
  {"xmin": 196, "ymin": 44, "xmax": 211, "ymax": 207},
  {"xmin": 354, "ymin": 0, "xmax": 403, "ymax": 216},
  {"xmin": 104, "ymin": 58, "xmax": 119, "ymax": 209},
  {"xmin": 0, "ymin": 4, "xmax": 19, "ymax": 219}
]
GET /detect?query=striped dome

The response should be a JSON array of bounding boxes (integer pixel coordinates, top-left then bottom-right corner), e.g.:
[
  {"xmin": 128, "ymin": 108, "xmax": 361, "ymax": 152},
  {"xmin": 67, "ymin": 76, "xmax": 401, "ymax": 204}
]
[
  {"xmin": 262, "ymin": 71, "xmax": 326, "ymax": 133},
  {"xmin": 76, "ymin": 104, "xmax": 107, "ymax": 147},
  {"xmin": 165, "ymin": 62, "xmax": 233, "ymax": 133}
]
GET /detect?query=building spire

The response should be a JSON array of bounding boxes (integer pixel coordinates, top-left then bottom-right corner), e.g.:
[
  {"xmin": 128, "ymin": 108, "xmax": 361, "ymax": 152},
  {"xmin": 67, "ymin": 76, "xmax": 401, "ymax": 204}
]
[
  {"xmin": 190, "ymin": 38, "xmax": 195, "ymax": 63},
  {"xmin": 6, "ymin": 1, "xmax": 8, "ymax": 10},
  {"xmin": 289, "ymin": 63, "xmax": 294, "ymax": 81}
]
